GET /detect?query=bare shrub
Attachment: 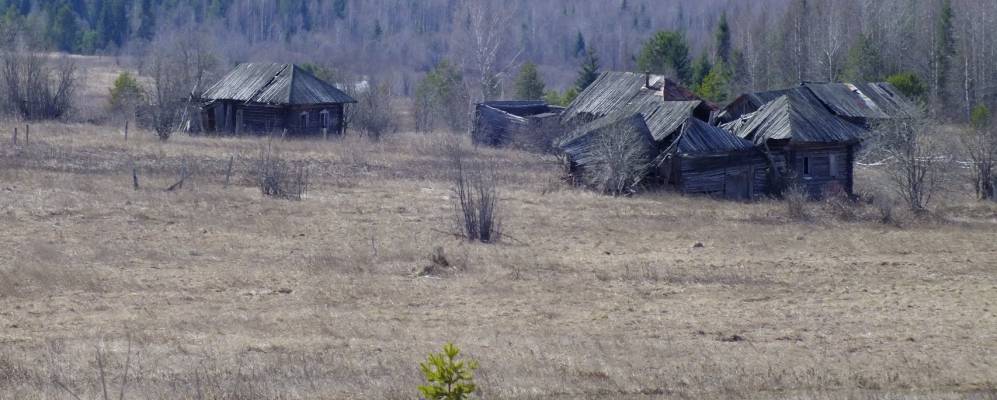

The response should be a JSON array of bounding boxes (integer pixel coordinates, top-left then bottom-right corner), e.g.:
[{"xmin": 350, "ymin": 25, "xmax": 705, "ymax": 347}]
[
  {"xmin": 874, "ymin": 194, "xmax": 898, "ymax": 225},
  {"xmin": 869, "ymin": 109, "xmax": 946, "ymax": 212},
  {"xmin": 257, "ymin": 141, "xmax": 309, "ymax": 201},
  {"xmin": 345, "ymin": 81, "xmax": 396, "ymax": 140},
  {"xmin": 581, "ymin": 123, "xmax": 652, "ymax": 196},
  {"xmin": 823, "ymin": 183, "xmax": 856, "ymax": 221},
  {"xmin": 448, "ymin": 141, "xmax": 501, "ymax": 243},
  {"xmin": 962, "ymin": 114, "xmax": 997, "ymax": 201},
  {"xmin": 416, "ymin": 246, "xmax": 462, "ymax": 277},
  {"xmin": 0, "ymin": 51, "xmax": 77, "ymax": 120},
  {"xmin": 784, "ymin": 180, "xmax": 808, "ymax": 220}
]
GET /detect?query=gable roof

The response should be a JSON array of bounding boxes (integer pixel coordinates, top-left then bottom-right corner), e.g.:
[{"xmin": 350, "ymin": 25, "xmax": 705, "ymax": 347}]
[
  {"xmin": 201, "ymin": 63, "xmax": 356, "ymax": 105},
  {"xmin": 670, "ymin": 117, "xmax": 754, "ymax": 155},
  {"xmin": 561, "ymin": 71, "xmax": 706, "ymax": 125},
  {"xmin": 728, "ymin": 90, "xmax": 865, "ymax": 144}
]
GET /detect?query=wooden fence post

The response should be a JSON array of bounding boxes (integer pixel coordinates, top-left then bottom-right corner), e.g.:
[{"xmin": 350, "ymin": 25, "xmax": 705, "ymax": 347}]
[
  {"xmin": 24, "ymin": 124, "xmax": 28, "ymax": 145},
  {"xmin": 132, "ymin": 167, "xmax": 139, "ymax": 190},
  {"xmin": 124, "ymin": 121, "xmax": 129, "ymax": 142},
  {"xmin": 224, "ymin": 155, "xmax": 233, "ymax": 188}
]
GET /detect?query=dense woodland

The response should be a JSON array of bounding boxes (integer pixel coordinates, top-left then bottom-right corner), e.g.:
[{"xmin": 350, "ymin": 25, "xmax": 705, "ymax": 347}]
[{"xmin": 0, "ymin": 0, "xmax": 996, "ymax": 123}]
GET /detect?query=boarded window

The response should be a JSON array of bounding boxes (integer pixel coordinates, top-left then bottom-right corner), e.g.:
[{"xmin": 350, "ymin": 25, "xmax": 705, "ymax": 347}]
[
  {"xmin": 320, "ymin": 110, "xmax": 330, "ymax": 129},
  {"xmin": 829, "ymin": 154, "xmax": 838, "ymax": 178},
  {"xmin": 299, "ymin": 111, "xmax": 309, "ymax": 128}
]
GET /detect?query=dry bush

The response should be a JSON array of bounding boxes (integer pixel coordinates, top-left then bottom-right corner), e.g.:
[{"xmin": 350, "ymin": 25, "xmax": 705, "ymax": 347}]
[
  {"xmin": 784, "ymin": 179, "xmax": 808, "ymax": 220},
  {"xmin": 0, "ymin": 51, "xmax": 77, "ymax": 120},
  {"xmin": 345, "ymin": 81, "xmax": 396, "ymax": 140},
  {"xmin": 256, "ymin": 141, "xmax": 309, "ymax": 201},
  {"xmin": 581, "ymin": 124, "xmax": 652, "ymax": 196},
  {"xmin": 448, "ymin": 141, "xmax": 501, "ymax": 243},
  {"xmin": 822, "ymin": 183, "xmax": 856, "ymax": 221}
]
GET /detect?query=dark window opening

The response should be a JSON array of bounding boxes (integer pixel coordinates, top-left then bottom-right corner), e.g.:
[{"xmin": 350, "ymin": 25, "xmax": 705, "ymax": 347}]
[{"xmin": 803, "ymin": 157, "xmax": 810, "ymax": 176}]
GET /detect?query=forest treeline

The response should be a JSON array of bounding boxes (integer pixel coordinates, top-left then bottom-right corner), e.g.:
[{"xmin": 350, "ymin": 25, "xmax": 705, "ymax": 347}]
[{"xmin": 0, "ymin": 0, "xmax": 995, "ymax": 122}]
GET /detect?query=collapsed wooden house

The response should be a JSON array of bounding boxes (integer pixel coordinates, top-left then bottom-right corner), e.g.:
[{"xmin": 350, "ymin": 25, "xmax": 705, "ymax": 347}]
[
  {"xmin": 557, "ymin": 71, "xmax": 767, "ymax": 199},
  {"xmin": 560, "ymin": 71, "xmax": 713, "ymax": 129},
  {"xmin": 470, "ymin": 101, "xmax": 564, "ymax": 151},
  {"xmin": 199, "ymin": 63, "xmax": 357, "ymax": 136},
  {"xmin": 722, "ymin": 89, "xmax": 866, "ymax": 197}
]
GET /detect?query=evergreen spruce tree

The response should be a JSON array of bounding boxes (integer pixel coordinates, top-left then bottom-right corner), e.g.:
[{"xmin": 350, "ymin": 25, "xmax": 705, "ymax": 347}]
[
  {"xmin": 137, "ymin": 0, "xmax": 156, "ymax": 40},
  {"xmin": 49, "ymin": 3, "xmax": 80, "ymax": 52},
  {"xmin": 696, "ymin": 62, "xmax": 731, "ymax": 103},
  {"xmin": 575, "ymin": 46, "xmax": 600, "ymax": 91},
  {"xmin": 714, "ymin": 12, "xmax": 731, "ymax": 64},
  {"xmin": 573, "ymin": 31, "xmax": 586, "ymax": 58},
  {"xmin": 636, "ymin": 31, "xmax": 691, "ymax": 84},
  {"xmin": 514, "ymin": 62, "xmax": 545, "ymax": 100},
  {"xmin": 933, "ymin": 0, "xmax": 955, "ymax": 107},
  {"xmin": 690, "ymin": 53, "xmax": 712, "ymax": 88},
  {"xmin": 842, "ymin": 34, "xmax": 883, "ymax": 82}
]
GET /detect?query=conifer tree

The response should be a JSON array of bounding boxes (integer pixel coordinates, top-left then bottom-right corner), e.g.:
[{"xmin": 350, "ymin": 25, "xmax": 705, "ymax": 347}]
[
  {"xmin": 636, "ymin": 31, "xmax": 691, "ymax": 84},
  {"xmin": 514, "ymin": 62, "xmax": 545, "ymax": 100},
  {"xmin": 575, "ymin": 46, "xmax": 600, "ymax": 91}
]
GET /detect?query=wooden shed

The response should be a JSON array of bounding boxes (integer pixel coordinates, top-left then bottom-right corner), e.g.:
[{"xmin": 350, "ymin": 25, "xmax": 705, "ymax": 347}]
[
  {"xmin": 471, "ymin": 101, "xmax": 564, "ymax": 151},
  {"xmin": 655, "ymin": 118, "xmax": 770, "ymax": 200},
  {"xmin": 199, "ymin": 63, "xmax": 356, "ymax": 137},
  {"xmin": 724, "ymin": 89, "xmax": 866, "ymax": 198}
]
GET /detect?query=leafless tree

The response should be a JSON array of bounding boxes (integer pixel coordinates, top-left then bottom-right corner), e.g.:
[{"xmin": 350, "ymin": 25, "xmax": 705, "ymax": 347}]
[
  {"xmin": 962, "ymin": 118, "xmax": 997, "ymax": 200},
  {"xmin": 870, "ymin": 110, "xmax": 946, "ymax": 211},
  {"xmin": 345, "ymin": 81, "xmax": 396, "ymax": 140},
  {"xmin": 142, "ymin": 29, "xmax": 219, "ymax": 140},
  {"xmin": 452, "ymin": 0, "xmax": 520, "ymax": 101}
]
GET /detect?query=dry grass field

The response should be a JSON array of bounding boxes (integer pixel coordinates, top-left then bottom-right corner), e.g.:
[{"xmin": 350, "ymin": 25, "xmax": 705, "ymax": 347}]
[{"xmin": 0, "ymin": 119, "xmax": 995, "ymax": 400}]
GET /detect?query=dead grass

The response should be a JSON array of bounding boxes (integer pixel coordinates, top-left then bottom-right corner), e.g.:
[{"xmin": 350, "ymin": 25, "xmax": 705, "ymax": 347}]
[{"xmin": 0, "ymin": 121, "xmax": 995, "ymax": 399}]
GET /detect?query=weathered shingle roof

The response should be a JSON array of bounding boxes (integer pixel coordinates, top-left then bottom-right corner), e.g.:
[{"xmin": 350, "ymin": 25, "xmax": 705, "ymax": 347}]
[
  {"xmin": 557, "ymin": 111, "xmax": 655, "ymax": 167},
  {"xmin": 803, "ymin": 82, "xmax": 891, "ymax": 120},
  {"xmin": 671, "ymin": 117, "xmax": 754, "ymax": 154},
  {"xmin": 561, "ymin": 71, "xmax": 705, "ymax": 125},
  {"xmin": 718, "ymin": 82, "xmax": 916, "ymax": 124},
  {"xmin": 201, "ymin": 63, "xmax": 356, "ymax": 105},
  {"xmin": 626, "ymin": 97, "xmax": 705, "ymax": 142},
  {"xmin": 729, "ymin": 90, "xmax": 865, "ymax": 144}
]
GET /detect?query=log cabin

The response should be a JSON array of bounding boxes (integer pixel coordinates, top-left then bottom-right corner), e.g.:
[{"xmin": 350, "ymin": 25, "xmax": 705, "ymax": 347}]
[{"xmin": 199, "ymin": 63, "xmax": 356, "ymax": 137}]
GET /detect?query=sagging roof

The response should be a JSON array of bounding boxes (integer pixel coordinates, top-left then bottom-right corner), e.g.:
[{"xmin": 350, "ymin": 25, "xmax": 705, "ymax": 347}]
[
  {"xmin": 561, "ymin": 71, "xmax": 707, "ymax": 125},
  {"xmin": 477, "ymin": 101, "xmax": 563, "ymax": 118},
  {"xmin": 201, "ymin": 63, "xmax": 357, "ymax": 105},
  {"xmin": 670, "ymin": 117, "xmax": 754, "ymax": 155},
  {"xmin": 558, "ymin": 112, "xmax": 656, "ymax": 167},
  {"xmin": 718, "ymin": 81, "xmax": 915, "ymax": 124},
  {"xmin": 728, "ymin": 90, "xmax": 865, "ymax": 145},
  {"xmin": 623, "ymin": 96, "xmax": 706, "ymax": 142}
]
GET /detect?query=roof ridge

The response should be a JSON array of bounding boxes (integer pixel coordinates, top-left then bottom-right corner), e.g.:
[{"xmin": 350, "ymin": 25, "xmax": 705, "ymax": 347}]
[{"xmin": 243, "ymin": 63, "xmax": 289, "ymax": 105}]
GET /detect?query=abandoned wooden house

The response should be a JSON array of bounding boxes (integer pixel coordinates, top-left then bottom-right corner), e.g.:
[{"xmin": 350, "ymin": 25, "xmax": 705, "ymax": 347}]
[
  {"xmin": 470, "ymin": 101, "xmax": 564, "ymax": 151},
  {"xmin": 655, "ymin": 118, "xmax": 769, "ymax": 199},
  {"xmin": 556, "ymin": 72, "xmax": 765, "ymax": 199},
  {"xmin": 723, "ymin": 89, "xmax": 867, "ymax": 197},
  {"xmin": 199, "ymin": 63, "xmax": 356, "ymax": 136}
]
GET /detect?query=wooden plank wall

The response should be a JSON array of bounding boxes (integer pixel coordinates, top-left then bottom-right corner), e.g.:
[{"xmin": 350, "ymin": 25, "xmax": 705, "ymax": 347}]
[{"xmin": 677, "ymin": 151, "xmax": 770, "ymax": 199}]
